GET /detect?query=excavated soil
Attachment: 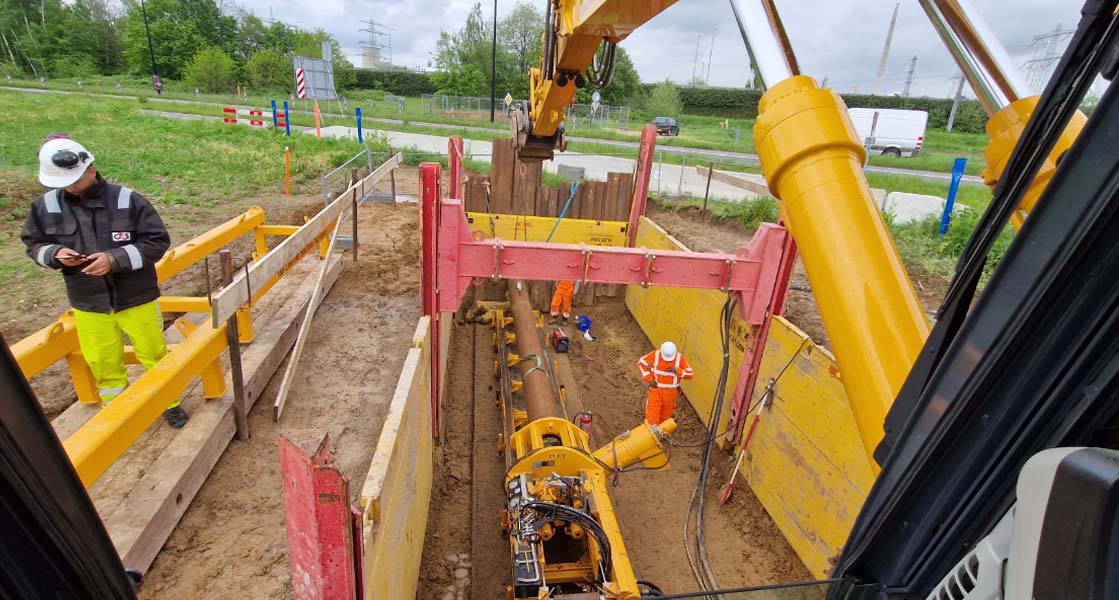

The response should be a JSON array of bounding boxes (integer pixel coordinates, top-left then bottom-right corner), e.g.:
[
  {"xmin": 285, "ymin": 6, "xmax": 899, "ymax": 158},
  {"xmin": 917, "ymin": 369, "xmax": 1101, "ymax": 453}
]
[{"xmin": 136, "ymin": 186, "xmax": 422, "ymax": 596}]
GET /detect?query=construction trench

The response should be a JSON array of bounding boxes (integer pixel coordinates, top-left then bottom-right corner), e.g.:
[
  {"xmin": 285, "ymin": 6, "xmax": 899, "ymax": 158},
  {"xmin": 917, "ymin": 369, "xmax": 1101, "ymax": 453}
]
[{"xmin": 13, "ymin": 135, "xmax": 881, "ymax": 598}]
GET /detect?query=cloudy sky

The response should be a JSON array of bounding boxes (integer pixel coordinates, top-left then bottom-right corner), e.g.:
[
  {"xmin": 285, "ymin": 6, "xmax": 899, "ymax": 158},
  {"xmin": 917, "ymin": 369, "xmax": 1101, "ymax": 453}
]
[{"xmin": 240, "ymin": 0, "xmax": 1081, "ymax": 99}]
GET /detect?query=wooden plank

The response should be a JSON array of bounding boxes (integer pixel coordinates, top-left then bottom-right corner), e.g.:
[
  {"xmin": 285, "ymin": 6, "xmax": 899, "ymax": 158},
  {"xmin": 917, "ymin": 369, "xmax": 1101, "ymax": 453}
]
[
  {"xmin": 211, "ymin": 153, "xmax": 401, "ymax": 326},
  {"xmin": 605, "ymin": 174, "xmax": 621, "ymax": 221},
  {"xmin": 273, "ymin": 214, "xmax": 348, "ymax": 421},
  {"xmin": 105, "ymin": 255, "xmax": 344, "ymax": 574},
  {"xmin": 695, "ymin": 165, "xmax": 774, "ymax": 198},
  {"xmin": 490, "ymin": 140, "xmax": 512, "ymax": 214}
]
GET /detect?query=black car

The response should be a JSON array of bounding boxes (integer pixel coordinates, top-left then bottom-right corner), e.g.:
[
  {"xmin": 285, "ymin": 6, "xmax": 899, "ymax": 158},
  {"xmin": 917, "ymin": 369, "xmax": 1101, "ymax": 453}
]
[{"xmin": 652, "ymin": 117, "xmax": 680, "ymax": 136}]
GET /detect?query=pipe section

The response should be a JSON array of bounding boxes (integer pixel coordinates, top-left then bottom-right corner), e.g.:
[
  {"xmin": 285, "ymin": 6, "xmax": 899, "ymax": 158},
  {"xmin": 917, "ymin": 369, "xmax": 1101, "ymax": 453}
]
[{"xmin": 508, "ymin": 282, "xmax": 564, "ymax": 422}]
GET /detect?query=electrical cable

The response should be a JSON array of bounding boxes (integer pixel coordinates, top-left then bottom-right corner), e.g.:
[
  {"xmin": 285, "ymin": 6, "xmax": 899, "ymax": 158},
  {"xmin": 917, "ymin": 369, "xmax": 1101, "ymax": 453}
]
[
  {"xmin": 587, "ymin": 40, "xmax": 617, "ymax": 89},
  {"xmin": 683, "ymin": 295, "xmax": 736, "ymax": 592}
]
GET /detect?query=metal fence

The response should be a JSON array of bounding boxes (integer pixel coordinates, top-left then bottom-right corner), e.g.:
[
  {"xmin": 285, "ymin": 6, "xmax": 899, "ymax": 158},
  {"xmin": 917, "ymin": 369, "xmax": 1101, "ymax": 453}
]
[{"xmin": 420, "ymin": 94, "xmax": 631, "ymax": 130}]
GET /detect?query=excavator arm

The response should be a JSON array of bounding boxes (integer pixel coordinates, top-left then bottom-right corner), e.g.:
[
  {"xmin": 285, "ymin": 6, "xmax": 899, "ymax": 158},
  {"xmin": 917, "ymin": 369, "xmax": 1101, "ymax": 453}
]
[{"xmin": 513, "ymin": 1, "xmax": 679, "ymax": 160}]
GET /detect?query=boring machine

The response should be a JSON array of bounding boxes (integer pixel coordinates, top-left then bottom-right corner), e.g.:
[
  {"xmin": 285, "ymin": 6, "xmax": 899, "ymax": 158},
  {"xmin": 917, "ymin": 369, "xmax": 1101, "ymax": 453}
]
[{"xmin": 493, "ymin": 282, "xmax": 674, "ymax": 599}]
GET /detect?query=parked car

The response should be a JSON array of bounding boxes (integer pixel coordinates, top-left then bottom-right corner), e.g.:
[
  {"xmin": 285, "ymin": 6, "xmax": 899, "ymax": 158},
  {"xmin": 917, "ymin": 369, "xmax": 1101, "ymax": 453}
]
[
  {"xmin": 652, "ymin": 117, "xmax": 680, "ymax": 136},
  {"xmin": 847, "ymin": 108, "xmax": 928, "ymax": 157}
]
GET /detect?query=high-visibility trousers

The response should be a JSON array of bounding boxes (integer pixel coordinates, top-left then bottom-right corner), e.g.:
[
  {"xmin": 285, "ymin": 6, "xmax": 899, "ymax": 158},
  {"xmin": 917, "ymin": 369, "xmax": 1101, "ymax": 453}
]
[
  {"xmin": 73, "ymin": 300, "xmax": 173, "ymax": 408},
  {"xmin": 644, "ymin": 386, "xmax": 679, "ymax": 426},
  {"xmin": 550, "ymin": 281, "xmax": 574, "ymax": 317}
]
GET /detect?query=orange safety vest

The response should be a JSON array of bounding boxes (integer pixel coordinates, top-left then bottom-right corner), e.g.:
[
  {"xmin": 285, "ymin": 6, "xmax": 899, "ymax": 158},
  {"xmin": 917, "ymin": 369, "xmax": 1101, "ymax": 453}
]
[{"xmin": 637, "ymin": 349, "xmax": 694, "ymax": 389}]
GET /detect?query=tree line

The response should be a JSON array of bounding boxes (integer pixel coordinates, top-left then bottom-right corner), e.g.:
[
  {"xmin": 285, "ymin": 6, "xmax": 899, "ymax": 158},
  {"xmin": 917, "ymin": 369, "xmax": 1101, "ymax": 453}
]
[
  {"xmin": 432, "ymin": 1, "xmax": 642, "ymax": 106},
  {"xmin": 0, "ymin": 0, "xmax": 354, "ymax": 93}
]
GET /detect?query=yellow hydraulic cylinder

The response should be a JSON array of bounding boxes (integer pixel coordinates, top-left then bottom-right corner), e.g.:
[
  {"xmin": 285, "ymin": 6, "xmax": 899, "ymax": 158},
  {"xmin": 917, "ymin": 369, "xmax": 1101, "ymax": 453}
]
[
  {"xmin": 981, "ymin": 95, "xmax": 1087, "ymax": 230},
  {"xmin": 754, "ymin": 76, "xmax": 930, "ymax": 469},
  {"xmin": 592, "ymin": 419, "xmax": 677, "ymax": 471}
]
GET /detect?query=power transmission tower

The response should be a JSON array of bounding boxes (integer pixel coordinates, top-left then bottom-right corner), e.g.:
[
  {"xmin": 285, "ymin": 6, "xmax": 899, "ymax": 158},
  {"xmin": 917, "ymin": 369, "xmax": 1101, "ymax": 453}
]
[
  {"xmin": 359, "ymin": 19, "xmax": 393, "ymax": 69},
  {"xmin": 901, "ymin": 55, "xmax": 917, "ymax": 98},
  {"xmin": 1022, "ymin": 24, "xmax": 1073, "ymax": 92},
  {"xmin": 946, "ymin": 73, "xmax": 966, "ymax": 132},
  {"xmin": 873, "ymin": 2, "xmax": 900, "ymax": 96}
]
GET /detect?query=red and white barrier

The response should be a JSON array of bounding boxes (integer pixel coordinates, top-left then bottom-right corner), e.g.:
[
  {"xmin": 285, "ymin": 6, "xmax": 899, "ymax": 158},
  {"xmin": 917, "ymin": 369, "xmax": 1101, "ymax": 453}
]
[{"xmin": 222, "ymin": 106, "xmax": 274, "ymax": 127}]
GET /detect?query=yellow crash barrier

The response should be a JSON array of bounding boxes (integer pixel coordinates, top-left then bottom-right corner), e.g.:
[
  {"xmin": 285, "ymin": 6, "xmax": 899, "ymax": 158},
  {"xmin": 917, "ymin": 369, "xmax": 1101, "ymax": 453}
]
[
  {"xmin": 63, "ymin": 321, "xmax": 228, "ymax": 487},
  {"xmin": 12, "ymin": 313, "xmax": 78, "ymax": 379},
  {"xmin": 154, "ymin": 207, "xmax": 265, "ymax": 281}
]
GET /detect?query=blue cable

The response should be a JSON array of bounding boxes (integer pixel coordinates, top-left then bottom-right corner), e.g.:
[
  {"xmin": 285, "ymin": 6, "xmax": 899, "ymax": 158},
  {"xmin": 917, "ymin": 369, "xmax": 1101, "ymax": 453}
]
[{"xmin": 546, "ymin": 181, "xmax": 579, "ymax": 243}]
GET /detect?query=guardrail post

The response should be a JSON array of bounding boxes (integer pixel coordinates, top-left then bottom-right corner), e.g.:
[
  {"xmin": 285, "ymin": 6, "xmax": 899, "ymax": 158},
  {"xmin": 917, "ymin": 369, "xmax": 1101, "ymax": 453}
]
[{"xmin": 220, "ymin": 250, "xmax": 250, "ymax": 441}]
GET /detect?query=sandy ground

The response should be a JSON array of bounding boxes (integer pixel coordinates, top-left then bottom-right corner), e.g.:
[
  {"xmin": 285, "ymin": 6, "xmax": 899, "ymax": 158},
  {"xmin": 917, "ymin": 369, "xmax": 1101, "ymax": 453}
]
[
  {"xmin": 131, "ymin": 176, "xmax": 422, "ymax": 597},
  {"xmin": 419, "ymin": 291, "xmax": 810, "ymax": 599}
]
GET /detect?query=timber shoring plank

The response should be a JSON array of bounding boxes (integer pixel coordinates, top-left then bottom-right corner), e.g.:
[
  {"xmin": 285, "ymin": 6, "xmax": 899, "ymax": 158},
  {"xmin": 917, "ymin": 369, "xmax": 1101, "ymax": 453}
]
[
  {"xmin": 104, "ymin": 255, "xmax": 344, "ymax": 574},
  {"xmin": 210, "ymin": 154, "xmax": 400, "ymax": 326}
]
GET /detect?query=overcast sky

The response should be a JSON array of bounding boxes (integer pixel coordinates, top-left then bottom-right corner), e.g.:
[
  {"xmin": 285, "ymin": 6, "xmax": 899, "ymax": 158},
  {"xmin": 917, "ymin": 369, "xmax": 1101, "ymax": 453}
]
[{"xmin": 240, "ymin": 0, "xmax": 1082, "ymax": 99}]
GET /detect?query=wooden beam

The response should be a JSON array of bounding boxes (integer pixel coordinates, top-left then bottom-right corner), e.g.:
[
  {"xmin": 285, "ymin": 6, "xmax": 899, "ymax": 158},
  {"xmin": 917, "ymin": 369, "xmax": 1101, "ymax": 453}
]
[
  {"xmin": 105, "ymin": 255, "xmax": 344, "ymax": 575},
  {"xmin": 695, "ymin": 165, "xmax": 774, "ymax": 199},
  {"xmin": 210, "ymin": 153, "xmax": 401, "ymax": 327},
  {"xmin": 273, "ymin": 213, "xmax": 348, "ymax": 422}
]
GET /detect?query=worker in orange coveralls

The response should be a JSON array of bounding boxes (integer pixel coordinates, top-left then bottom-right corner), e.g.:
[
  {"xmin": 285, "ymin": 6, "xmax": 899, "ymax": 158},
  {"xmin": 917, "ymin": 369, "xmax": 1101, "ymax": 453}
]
[
  {"xmin": 637, "ymin": 341, "xmax": 694, "ymax": 425},
  {"xmin": 549, "ymin": 280, "xmax": 579, "ymax": 321}
]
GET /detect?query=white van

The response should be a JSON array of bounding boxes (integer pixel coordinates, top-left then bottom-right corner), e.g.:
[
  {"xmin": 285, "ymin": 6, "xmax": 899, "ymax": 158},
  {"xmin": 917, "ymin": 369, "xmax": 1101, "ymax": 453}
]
[{"xmin": 847, "ymin": 108, "xmax": 929, "ymax": 158}]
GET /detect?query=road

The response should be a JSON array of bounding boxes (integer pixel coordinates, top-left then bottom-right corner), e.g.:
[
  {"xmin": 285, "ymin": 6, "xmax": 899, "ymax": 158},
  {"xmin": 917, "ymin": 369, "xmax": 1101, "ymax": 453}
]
[{"xmin": 2, "ymin": 85, "xmax": 984, "ymax": 187}]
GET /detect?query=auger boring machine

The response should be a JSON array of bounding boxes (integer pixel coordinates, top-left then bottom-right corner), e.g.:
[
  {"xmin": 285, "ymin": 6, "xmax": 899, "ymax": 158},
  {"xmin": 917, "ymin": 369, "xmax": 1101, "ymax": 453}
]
[{"xmin": 496, "ymin": 282, "xmax": 674, "ymax": 599}]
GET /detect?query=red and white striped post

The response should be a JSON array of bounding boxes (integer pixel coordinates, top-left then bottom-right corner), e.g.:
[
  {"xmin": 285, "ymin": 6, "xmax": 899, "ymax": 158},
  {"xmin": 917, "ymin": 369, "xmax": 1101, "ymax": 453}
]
[{"xmin": 296, "ymin": 68, "xmax": 307, "ymax": 99}]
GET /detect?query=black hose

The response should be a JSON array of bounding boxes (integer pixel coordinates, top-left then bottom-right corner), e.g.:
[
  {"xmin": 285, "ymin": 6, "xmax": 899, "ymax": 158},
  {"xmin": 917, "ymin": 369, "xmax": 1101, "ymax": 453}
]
[
  {"xmin": 587, "ymin": 40, "xmax": 617, "ymax": 89},
  {"xmin": 523, "ymin": 500, "xmax": 613, "ymax": 576},
  {"xmin": 542, "ymin": 1, "xmax": 556, "ymax": 80}
]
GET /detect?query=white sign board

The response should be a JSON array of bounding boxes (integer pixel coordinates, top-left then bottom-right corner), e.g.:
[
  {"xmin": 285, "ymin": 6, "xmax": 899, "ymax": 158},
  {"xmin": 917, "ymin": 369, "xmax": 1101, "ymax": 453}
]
[{"xmin": 504, "ymin": 92, "xmax": 513, "ymax": 107}]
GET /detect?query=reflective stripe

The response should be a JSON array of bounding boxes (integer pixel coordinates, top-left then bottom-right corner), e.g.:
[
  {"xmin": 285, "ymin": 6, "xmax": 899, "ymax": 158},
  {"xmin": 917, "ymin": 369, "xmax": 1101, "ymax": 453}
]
[
  {"xmin": 35, "ymin": 245, "xmax": 55, "ymax": 267},
  {"xmin": 43, "ymin": 190, "xmax": 61, "ymax": 213},
  {"xmin": 117, "ymin": 186, "xmax": 133, "ymax": 210},
  {"xmin": 99, "ymin": 385, "xmax": 126, "ymax": 397},
  {"xmin": 122, "ymin": 244, "xmax": 143, "ymax": 270}
]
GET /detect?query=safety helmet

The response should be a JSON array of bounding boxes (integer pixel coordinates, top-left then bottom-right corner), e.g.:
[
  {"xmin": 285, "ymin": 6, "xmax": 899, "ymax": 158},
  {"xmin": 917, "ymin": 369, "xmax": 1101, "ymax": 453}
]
[
  {"xmin": 660, "ymin": 341, "xmax": 677, "ymax": 360},
  {"xmin": 39, "ymin": 136, "xmax": 94, "ymax": 188}
]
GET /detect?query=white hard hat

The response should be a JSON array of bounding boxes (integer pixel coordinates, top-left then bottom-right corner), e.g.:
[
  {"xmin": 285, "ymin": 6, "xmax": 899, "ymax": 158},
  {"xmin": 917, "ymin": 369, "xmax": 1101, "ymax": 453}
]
[
  {"xmin": 38, "ymin": 136, "xmax": 94, "ymax": 188},
  {"xmin": 660, "ymin": 341, "xmax": 677, "ymax": 360}
]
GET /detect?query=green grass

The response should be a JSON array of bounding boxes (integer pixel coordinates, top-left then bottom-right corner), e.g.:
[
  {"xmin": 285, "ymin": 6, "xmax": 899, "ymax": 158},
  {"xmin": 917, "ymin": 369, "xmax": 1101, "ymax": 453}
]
[
  {"xmin": 652, "ymin": 195, "xmax": 779, "ymax": 230},
  {"xmin": 865, "ymin": 173, "xmax": 992, "ymax": 208},
  {"xmin": 885, "ymin": 207, "xmax": 1013, "ymax": 279},
  {"xmin": 6, "ymin": 76, "xmax": 991, "ymax": 176}
]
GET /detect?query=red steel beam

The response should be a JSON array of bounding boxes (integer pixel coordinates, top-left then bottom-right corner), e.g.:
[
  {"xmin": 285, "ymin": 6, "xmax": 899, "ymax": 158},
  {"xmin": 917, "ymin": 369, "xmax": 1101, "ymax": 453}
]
[
  {"xmin": 627, "ymin": 124, "xmax": 657, "ymax": 247},
  {"xmin": 421, "ymin": 163, "xmax": 443, "ymax": 438},
  {"xmin": 448, "ymin": 136, "xmax": 464, "ymax": 200}
]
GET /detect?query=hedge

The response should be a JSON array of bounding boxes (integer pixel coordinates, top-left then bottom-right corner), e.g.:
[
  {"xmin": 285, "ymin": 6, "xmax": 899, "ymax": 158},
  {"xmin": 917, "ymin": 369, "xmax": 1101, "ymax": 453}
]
[
  {"xmin": 351, "ymin": 69, "xmax": 437, "ymax": 96},
  {"xmin": 638, "ymin": 83, "xmax": 989, "ymax": 134}
]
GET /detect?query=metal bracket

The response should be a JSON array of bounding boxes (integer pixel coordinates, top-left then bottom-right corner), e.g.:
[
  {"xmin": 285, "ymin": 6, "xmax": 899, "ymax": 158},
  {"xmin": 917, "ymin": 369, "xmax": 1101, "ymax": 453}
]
[{"xmin": 492, "ymin": 238, "xmax": 506, "ymax": 281}]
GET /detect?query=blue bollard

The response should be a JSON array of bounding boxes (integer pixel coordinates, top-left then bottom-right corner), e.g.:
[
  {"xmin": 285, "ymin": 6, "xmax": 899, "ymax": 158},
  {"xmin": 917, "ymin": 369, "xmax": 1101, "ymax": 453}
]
[
  {"xmin": 939, "ymin": 157, "xmax": 968, "ymax": 236},
  {"xmin": 271, "ymin": 99, "xmax": 279, "ymax": 128},
  {"xmin": 356, "ymin": 107, "xmax": 363, "ymax": 143},
  {"xmin": 282, "ymin": 100, "xmax": 291, "ymax": 137}
]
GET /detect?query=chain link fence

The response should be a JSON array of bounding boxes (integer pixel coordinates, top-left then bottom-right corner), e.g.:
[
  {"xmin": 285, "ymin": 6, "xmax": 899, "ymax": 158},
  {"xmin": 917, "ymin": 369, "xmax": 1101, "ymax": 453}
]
[{"xmin": 420, "ymin": 94, "xmax": 631, "ymax": 130}]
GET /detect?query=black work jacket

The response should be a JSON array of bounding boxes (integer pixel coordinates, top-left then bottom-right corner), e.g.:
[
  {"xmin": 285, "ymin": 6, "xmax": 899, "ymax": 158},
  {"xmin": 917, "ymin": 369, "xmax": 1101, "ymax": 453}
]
[{"xmin": 20, "ymin": 175, "xmax": 170, "ymax": 314}]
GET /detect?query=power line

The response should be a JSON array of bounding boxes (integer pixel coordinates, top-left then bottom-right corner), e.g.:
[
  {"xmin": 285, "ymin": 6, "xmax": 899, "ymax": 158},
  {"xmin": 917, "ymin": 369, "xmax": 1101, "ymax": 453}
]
[{"xmin": 359, "ymin": 19, "xmax": 393, "ymax": 69}]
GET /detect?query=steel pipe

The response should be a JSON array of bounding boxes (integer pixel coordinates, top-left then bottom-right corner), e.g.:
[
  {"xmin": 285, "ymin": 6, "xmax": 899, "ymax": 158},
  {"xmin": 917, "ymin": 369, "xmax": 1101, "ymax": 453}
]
[
  {"xmin": 918, "ymin": 0, "xmax": 1030, "ymax": 114},
  {"xmin": 727, "ymin": 0, "xmax": 799, "ymax": 89},
  {"xmin": 508, "ymin": 282, "xmax": 564, "ymax": 422}
]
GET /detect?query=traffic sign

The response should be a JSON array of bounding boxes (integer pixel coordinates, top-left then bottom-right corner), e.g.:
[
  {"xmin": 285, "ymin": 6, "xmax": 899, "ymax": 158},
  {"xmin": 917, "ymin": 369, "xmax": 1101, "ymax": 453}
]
[{"xmin": 504, "ymin": 92, "xmax": 513, "ymax": 107}]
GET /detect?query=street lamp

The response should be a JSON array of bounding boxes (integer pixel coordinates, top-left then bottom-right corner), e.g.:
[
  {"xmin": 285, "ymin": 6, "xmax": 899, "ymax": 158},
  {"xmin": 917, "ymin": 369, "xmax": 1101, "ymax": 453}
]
[
  {"xmin": 139, "ymin": 0, "xmax": 162, "ymax": 94},
  {"xmin": 490, "ymin": 0, "xmax": 497, "ymax": 122}
]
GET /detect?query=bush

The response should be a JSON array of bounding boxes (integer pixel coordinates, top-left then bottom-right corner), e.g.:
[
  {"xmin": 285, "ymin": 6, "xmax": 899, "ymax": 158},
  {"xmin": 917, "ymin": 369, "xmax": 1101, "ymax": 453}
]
[
  {"xmin": 710, "ymin": 198, "xmax": 779, "ymax": 229},
  {"xmin": 51, "ymin": 55, "xmax": 102, "ymax": 79},
  {"xmin": 638, "ymin": 83, "xmax": 990, "ymax": 133},
  {"xmin": 244, "ymin": 49, "xmax": 290, "ymax": 92},
  {"xmin": 645, "ymin": 79, "xmax": 682, "ymax": 119},
  {"xmin": 185, "ymin": 47, "xmax": 236, "ymax": 93},
  {"xmin": 351, "ymin": 70, "xmax": 438, "ymax": 95}
]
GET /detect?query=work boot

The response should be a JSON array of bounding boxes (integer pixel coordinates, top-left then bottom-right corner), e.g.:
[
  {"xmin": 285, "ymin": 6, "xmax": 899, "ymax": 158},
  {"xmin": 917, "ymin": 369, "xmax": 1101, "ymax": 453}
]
[{"xmin": 163, "ymin": 406, "xmax": 189, "ymax": 429}]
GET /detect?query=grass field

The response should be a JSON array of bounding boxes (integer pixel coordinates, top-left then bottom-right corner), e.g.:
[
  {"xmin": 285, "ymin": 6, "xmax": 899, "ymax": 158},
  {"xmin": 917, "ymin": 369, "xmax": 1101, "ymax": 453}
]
[
  {"xmin": 4, "ymin": 75, "xmax": 990, "ymax": 175},
  {"xmin": 0, "ymin": 90, "xmax": 366, "ymax": 337}
]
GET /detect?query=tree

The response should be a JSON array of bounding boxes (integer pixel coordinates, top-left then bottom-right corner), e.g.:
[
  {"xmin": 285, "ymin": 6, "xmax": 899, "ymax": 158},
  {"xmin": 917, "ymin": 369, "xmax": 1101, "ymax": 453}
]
[
  {"xmin": 184, "ymin": 46, "xmax": 235, "ymax": 93},
  {"xmin": 243, "ymin": 48, "xmax": 288, "ymax": 91},
  {"xmin": 499, "ymin": 1, "xmax": 542, "ymax": 79},
  {"xmin": 646, "ymin": 79, "xmax": 682, "ymax": 118},
  {"xmin": 0, "ymin": 0, "xmax": 123, "ymax": 77},
  {"xmin": 431, "ymin": 3, "xmax": 494, "ymax": 97},
  {"xmin": 119, "ymin": 0, "xmax": 207, "ymax": 78}
]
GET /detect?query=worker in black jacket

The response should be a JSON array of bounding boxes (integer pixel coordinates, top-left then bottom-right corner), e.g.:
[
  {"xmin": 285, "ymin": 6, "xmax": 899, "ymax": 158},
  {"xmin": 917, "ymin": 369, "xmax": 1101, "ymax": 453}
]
[{"xmin": 21, "ymin": 134, "xmax": 188, "ymax": 428}]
